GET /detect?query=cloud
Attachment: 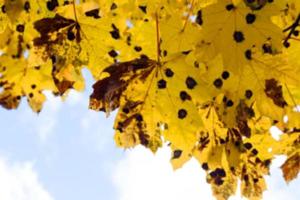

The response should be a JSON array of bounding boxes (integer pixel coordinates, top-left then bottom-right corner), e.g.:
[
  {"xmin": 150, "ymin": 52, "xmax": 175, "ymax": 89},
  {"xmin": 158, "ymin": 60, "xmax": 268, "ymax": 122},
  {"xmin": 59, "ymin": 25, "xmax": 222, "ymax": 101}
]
[
  {"xmin": 0, "ymin": 157, "xmax": 54, "ymax": 200},
  {"xmin": 112, "ymin": 146, "xmax": 300, "ymax": 200},
  {"xmin": 112, "ymin": 146, "xmax": 212, "ymax": 200}
]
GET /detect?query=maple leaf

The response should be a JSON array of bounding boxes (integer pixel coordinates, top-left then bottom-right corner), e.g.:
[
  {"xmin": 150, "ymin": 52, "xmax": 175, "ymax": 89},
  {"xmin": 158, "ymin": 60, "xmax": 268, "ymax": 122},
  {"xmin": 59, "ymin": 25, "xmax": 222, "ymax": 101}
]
[
  {"xmin": 195, "ymin": 0, "xmax": 284, "ymax": 72},
  {"xmin": 32, "ymin": 2, "xmax": 116, "ymax": 94},
  {"xmin": 90, "ymin": 54, "xmax": 206, "ymax": 158},
  {"xmin": 281, "ymin": 153, "xmax": 300, "ymax": 183}
]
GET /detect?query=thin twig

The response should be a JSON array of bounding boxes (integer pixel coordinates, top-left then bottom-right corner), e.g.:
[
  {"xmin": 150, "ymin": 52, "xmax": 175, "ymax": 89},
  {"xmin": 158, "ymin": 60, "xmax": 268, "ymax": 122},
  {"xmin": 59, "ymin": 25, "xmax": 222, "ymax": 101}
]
[{"xmin": 283, "ymin": 14, "xmax": 300, "ymax": 46}]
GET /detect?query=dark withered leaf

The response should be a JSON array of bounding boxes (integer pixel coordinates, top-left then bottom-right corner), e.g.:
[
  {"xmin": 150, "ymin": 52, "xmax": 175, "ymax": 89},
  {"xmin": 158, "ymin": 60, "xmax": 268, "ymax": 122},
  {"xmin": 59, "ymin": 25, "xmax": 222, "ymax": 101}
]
[
  {"xmin": 33, "ymin": 14, "xmax": 77, "ymax": 46},
  {"xmin": 89, "ymin": 56, "xmax": 156, "ymax": 112}
]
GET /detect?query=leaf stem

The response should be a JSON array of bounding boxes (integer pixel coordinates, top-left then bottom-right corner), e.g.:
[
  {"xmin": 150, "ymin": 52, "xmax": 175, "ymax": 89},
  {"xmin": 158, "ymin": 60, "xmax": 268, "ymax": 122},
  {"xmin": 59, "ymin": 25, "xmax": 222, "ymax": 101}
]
[
  {"xmin": 284, "ymin": 83, "xmax": 299, "ymax": 112},
  {"xmin": 73, "ymin": 0, "xmax": 79, "ymax": 22},
  {"xmin": 182, "ymin": 0, "xmax": 195, "ymax": 32},
  {"xmin": 155, "ymin": 12, "xmax": 161, "ymax": 64}
]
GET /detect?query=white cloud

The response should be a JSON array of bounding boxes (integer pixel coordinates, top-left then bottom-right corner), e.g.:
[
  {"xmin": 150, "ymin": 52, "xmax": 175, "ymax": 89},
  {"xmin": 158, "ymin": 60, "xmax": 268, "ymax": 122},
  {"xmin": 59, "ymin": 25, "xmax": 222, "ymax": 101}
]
[
  {"xmin": 113, "ymin": 146, "xmax": 300, "ymax": 200},
  {"xmin": 0, "ymin": 157, "xmax": 54, "ymax": 200},
  {"xmin": 113, "ymin": 146, "xmax": 212, "ymax": 200}
]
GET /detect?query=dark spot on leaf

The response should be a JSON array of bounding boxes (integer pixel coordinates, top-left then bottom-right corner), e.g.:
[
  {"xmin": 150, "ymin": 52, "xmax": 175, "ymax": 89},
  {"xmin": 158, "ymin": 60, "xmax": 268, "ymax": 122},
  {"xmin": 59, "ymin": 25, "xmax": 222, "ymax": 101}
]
[
  {"xmin": 16, "ymin": 24, "xmax": 25, "ymax": 33},
  {"xmin": 163, "ymin": 50, "xmax": 168, "ymax": 57},
  {"xmin": 165, "ymin": 68, "xmax": 174, "ymax": 77},
  {"xmin": 213, "ymin": 78, "xmax": 223, "ymax": 89},
  {"xmin": 108, "ymin": 50, "xmax": 118, "ymax": 58},
  {"xmin": 245, "ymin": 90, "xmax": 253, "ymax": 99},
  {"xmin": 122, "ymin": 107, "xmax": 130, "ymax": 114},
  {"xmin": 182, "ymin": 50, "xmax": 191, "ymax": 55},
  {"xmin": 244, "ymin": 142, "xmax": 252, "ymax": 150},
  {"xmin": 180, "ymin": 91, "xmax": 191, "ymax": 101},
  {"xmin": 245, "ymin": 49, "xmax": 252, "ymax": 60},
  {"xmin": 67, "ymin": 30, "xmax": 75, "ymax": 41},
  {"xmin": 173, "ymin": 150, "xmax": 182, "ymax": 159},
  {"xmin": 221, "ymin": 71, "xmax": 230, "ymax": 80},
  {"xmin": 157, "ymin": 79, "xmax": 167, "ymax": 89},
  {"xmin": 138, "ymin": 5, "xmax": 147, "ymax": 13},
  {"xmin": 46, "ymin": 0, "xmax": 59, "ymax": 11},
  {"xmin": 210, "ymin": 171, "xmax": 218, "ymax": 178},
  {"xmin": 262, "ymin": 43, "xmax": 273, "ymax": 54},
  {"xmin": 134, "ymin": 46, "xmax": 142, "ymax": 52},
  {"xmin": 135, "ymin": 114, "xmax": 143, "ymax": 122},
  {"xmin": 202, "ymin": 163, "xmax": 209, "ymax": 170},
  {"xmin": 110, "ymin": 24, "xmax": 120, "ymax": 39},
  {"xmin": 185, "ymin": 77, "xmax": 197, "ymax": 89},
  {"xmin": 220, "ymin": 138, "xmax": 226, "ymax": 144},
  {"xmin": 214, "ymin": 177, "xmax": 224, "ymax": 185},
  {"xmin": 251, "ymin": 148, "xmax": 258, "ymax": 155},
  {"xmin": 226, "ymin": 4, "xmax": 235, "ymax": 11},
  {"xmin": 196, "ymin": 10, "xmax": 203, "ymax": 25},
  {"xmin": 24, "ymin": 1, "xmax": 30, "ymax": 12},
  {"xmin": 85, "ymin": 9, "xmax": 101, "ymax": 19},
  {"xmin": 111, "ymin": 3, "xmax": 117, "ymax": 10},
  {"xmin": 178, "ymin": 109, "xmax": 187, "ymax": 119},
  {"xmin": 244, "ymin": 174, "xmax": 249, "ymax": 182},
  {"xmin": 246, "ymin": 13, "xmax": 256, "ymax": 24},
  {"xmin": 216, "ymin": 168, "xmax": 226, "ymax": 177},
  {"xmin": 226, "ymin": 100, "xmax": 234, "ymax": 107},
  {"xmin": 264, "ymin": 159, "xmax": 271, "ymax": 167},
  {"xmin": 1, "ymin": 5, "xmax": 6, "ymax": 13},
  {"xmin": 233, "ymin": 31, "xmax": 245, "ymax": 43}
]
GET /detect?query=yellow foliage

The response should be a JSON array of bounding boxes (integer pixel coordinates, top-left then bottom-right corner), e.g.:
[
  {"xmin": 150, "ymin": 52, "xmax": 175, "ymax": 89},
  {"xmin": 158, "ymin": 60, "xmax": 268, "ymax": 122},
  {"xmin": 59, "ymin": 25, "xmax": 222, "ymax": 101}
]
[{"xmin": 0, "ymin": 0, "xmax": 300, "ymax": 199}]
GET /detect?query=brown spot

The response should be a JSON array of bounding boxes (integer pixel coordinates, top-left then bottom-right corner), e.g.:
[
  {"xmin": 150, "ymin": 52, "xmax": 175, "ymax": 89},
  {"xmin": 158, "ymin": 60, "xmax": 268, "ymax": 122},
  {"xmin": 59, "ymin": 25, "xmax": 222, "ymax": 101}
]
[
  {"xmin": 236, "ymin": 101, "xmax": 254, "ymax": 138},
  {"xmin": 265, "ymin": 79, "xmax": 287, "ymax": 108},
  {"xmin": 33, "ymin": 14, "xmax": 80, "ymax": 47}
]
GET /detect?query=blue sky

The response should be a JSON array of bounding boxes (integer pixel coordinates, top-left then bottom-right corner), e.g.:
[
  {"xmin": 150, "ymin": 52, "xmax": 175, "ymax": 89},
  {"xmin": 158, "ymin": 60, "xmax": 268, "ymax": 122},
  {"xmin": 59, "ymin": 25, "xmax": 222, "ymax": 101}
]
[{"xmin": 0, "ymin": 70, "xmax": 299, "ymax": 200}]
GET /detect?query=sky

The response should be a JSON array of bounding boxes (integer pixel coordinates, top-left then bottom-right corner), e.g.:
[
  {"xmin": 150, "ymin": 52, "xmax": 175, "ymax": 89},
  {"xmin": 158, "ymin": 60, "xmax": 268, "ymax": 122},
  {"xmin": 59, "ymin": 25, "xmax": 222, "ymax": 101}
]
[{"xmin": 0, "ymin": 70, "xmax": 299, "ymax": 200}]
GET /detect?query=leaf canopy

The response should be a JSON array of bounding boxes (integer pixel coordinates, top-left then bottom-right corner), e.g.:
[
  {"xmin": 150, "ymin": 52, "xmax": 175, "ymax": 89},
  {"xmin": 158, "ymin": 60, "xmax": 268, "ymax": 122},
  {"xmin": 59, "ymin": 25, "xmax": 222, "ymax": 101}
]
[{"xmin": 0, "ymin": 0, "xmax": 300, "ymax": 199}]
